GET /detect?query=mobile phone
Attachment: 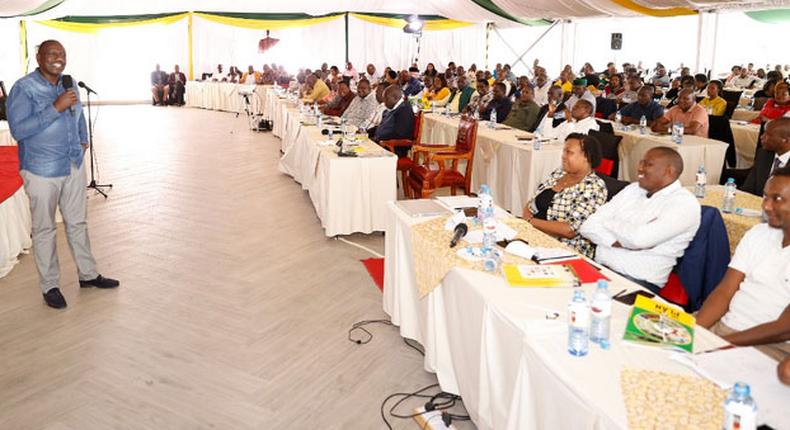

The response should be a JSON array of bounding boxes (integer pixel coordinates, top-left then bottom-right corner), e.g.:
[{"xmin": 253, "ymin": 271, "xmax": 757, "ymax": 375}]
[{"xmin": 614, "ymin": 290, "xmax": 655, "ymax": 306}]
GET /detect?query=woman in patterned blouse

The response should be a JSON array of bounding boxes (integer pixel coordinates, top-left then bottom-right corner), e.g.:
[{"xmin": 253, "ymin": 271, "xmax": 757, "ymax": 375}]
[{"xmin": 522, "ymin": 133, "xmax": 608, "ymax": 258}]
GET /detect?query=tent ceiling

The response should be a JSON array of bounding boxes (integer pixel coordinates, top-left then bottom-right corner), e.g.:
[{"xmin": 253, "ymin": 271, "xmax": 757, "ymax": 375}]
[{"xmin": 2, "ymin": 0, "xmax": 790, "ymax": 21}]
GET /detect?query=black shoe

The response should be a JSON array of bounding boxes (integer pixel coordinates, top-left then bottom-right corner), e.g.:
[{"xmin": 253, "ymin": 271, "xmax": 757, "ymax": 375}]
[
  {"xmin": 79, "ymin": 275, "xmax": 120, "ymax": 289},
  {"xmin": 43, "ymin": 288, "xmax": 67, "ymax": 309}
]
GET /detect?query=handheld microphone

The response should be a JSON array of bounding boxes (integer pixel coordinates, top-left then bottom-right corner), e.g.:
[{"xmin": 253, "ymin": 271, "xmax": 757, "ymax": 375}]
[
  {"xmin": 78, "ymin": 81, "xmax": 98, "ymax": 95},
  {"xmin": 61, "ymin": 75, "xmax": 75, "ymax": 115},
  {"xmin": 449, "ymin": 223, "xmax": 469, "ymax": 248}
]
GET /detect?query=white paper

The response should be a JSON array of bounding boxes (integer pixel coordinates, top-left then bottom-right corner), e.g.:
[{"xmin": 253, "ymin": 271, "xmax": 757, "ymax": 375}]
[
  {"xmin": 436, "ymin": 195, "xmax": 479, "ymax": 209},
  {"xmin": 694, "ymin": 347, "xmax": 790, "ymax": 428}
]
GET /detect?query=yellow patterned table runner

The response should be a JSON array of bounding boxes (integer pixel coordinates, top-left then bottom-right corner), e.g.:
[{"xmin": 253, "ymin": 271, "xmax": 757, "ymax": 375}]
[
  {"xmin": 410, "ymin": 216, "xmax": 572, "ymax": 298},
  {"xmin": 694, "ymin": 185, "xmax": 763, "ymax": 255},
  {"xmin": 621, "ymin": 368, "xmax": 725, "ymax": 430}
]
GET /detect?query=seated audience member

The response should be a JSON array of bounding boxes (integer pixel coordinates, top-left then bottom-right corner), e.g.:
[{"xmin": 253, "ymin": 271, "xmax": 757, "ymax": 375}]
[
  {"xmin": 415, "ymin": 75, "xmax": 434, "ymax": 99},
  {"xmin": 581, "ymin": 63, "xmax": 601, "ymax": 89},
  {"xmin": 565, "ymin": 79, "xmax": 597, "ymax": 112},
  {"xmin": 724, "ymin": 65, "xmax": 741, "ymax": 87},
  {"xmin": 694, "ymin": 73, "xmax": 709, "ymax": 97},
  {"xmin": 364, "ymin": 64, "xmax": 380, "ymax": 84},
  {"xmin": 398, "ymin": 70, "xmax": 422, "ymax": 97},
  {"xmin": 554, "ymin": 70, "xmax": 573, "ymax": 94},
  {"xmin": 731, "ymin": 66, "xmax": 759, "ymax": 89},
  {"xmin": 536, "ymin": 99, "xmax": 599, "ymax": 142},
  {"xmin": 151, "ymin": 64, "xmax": 170, "ymax": 106},
  {"xmin": 367, "ymin": 83, "xmax": 390, "ymax": 134},
  {"xmin": 169, "ymin": 65, "xmax": 186, "ymax": 106},
  {"xmin": 613, "ymin": 84, "xmax": 664, "ymax": 126},
  {"xmin": 532, "ymin": 73, "xmax": 551, "ymax": 106},
  {"xmin": 342, "ymin": 79, "xmax": 378, "ymax": 129},
  {"xmin": 742, "ymin": 118, "xmax": 790, "ymax": 196},
  {"xmin": 696, "ymin": 166, "xmax": 790, "ymax": 362},
  {"xmin": 618, "ymin": 75, "xmax": 643, "ymax": 106},
  {"xmin": 579, "ymin": 147, "xmax": 701, "ymax": 292},
  {"xmin": 523, "ymin": 133, "xmax": 608, "ymax": 258},
  {"xmin": 423, "ymin": 63, "xmax": 438, "ymax": 78},
  {"xmin": 665, "ymin": 75, "xmax": 696, "ymax": 108},
  {"xmin": 447, "ymin": 75, "xmax": 475, "ymax": 113},
  {"xmin": 650, "ymin": 67, "xmax": 671, "ymax": 88},
  {"xmin": 503, "ymin": 86, "xmax": 540, "ymax": 132},
  {"xmin": 699, "ymin": 80, "xmax": 727, "ymax": 116},
  {"xmin": 604, "ymin": 74, "xmax": 625, "ymax": 99},
  {"xmin": 481, "ymin": 82, "xmax": 512, "ymax": 123},
  {"xmin": 302, "ymin": 74, "xmax": 330, "ymax": 104},
  {"xmin": 603, "ymin": 62, "xmax": 617, "ymax": 79},
  {"xmin": 226, "ymin": 66, "xmax": 241, "ymax": 84},
  {"xmin": 241, "ymin": 65, "xmax": 260, "ymax": 85},
  {"xmin": 321, "ymin": 80, "xmax": 355, "ymax": 117},
  {"xmin": 512, "ymin": 76, "xmax": 530, "ymax": 99},
  {"xmin": 375, "ymin": 86, "xmax": 415, "ymax": 158},
  {"xmin": 753, "ymin": 78, "xmax": 778, "ymax": 110},
  {"xmin": 652, "ymin": 89, "xmax": 709, "ymax": 137},
  {"xmin": 343, "ymin": 62, "xmax": 358, "ymax": 80},
  {"xmin": 756, "ymin": 82, "xmax": 790, "ymax": 124},
  {"xmin": 422, "ymin": 74, "xmax": 451, "ymax": 107},
  {"xmin": 535, "ymin": 85, "xmax": 568, "ymax": 126},
  {"xmin": 664, "ymin": 78, "xmax": 682, "ymax": 101},
  {"xmin": 467, "ymin": 79, "xmax": 493, "ymax": 116},
  {"xmin": 210, "ymin": 64, "xmax": 225, "ymax": 82}
]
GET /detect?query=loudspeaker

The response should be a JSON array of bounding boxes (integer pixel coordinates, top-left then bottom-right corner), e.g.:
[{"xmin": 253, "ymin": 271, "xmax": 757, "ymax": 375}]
[{"xmin": 611, "ymin": 33, "xmax": 622, "ymax": 50}]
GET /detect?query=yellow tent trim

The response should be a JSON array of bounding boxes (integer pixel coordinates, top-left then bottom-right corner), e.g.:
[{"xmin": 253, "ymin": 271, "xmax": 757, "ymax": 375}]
[
  {"xmin": 188, "ymin": 13, "xmax": 194, "ymax": 81},
  {"xmin": 20, "ymin": 20, "xmax": 28, "ymax": 74},
  {"xmin": 610, "ymin": 0, "xmax": 696, "ymax": 17},
  {"xmin": 349, "ymin": 13, "xmax": 473, "ymax": 31},
  {"xmin": 193, "ymin": 12, "xmax": 343, "ymax": 30},
  {"xmin": 35, "ymin": 13, "xmax": 189, "ymax": 33}
]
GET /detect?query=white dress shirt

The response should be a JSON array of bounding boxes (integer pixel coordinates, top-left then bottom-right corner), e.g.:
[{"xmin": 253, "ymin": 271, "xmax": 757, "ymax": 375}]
[
  {"xmin": 533, "ymin": 83, "xmax": 550, "ymax": 106},
  {"xmin": 536, "ymin": 115, "xmax": 599, "ymax": 143},
  {"xmin": 565, "ymin": 90, "xmax": 597, "ymax": 112},
  {"xmin": 341, "ymin": 93, "xmax": 379, "ymax": 128},
  {"xmin": 579, "ymin": 181, "xmax": 701, "ymax": 286},
  {"xmin": 722, "ymin": 223, "xmax": 790, "ymax": 332},
  {"xmin": 731, "ymin": 75, "xmax": 757, "ymax": 89}
]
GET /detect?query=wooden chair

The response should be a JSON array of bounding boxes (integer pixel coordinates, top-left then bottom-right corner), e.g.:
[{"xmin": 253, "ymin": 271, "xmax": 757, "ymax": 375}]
[
  {"xmin": 380, "ymin": 111, "xmax": 423, "ymax": 199},
  {"xmin": 405, "ymin": 115, "xmax": 479, "ymax": 199}
]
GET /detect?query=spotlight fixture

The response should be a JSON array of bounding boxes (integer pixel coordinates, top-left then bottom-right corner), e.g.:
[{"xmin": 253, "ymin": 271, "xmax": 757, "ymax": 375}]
[
  {"xmin": 258, "ymin": 30, "xmax": 280, "ymax": 53},
  {"xmin": 403, "ymin": 15, "xmax": 424, "ymax": 34}
]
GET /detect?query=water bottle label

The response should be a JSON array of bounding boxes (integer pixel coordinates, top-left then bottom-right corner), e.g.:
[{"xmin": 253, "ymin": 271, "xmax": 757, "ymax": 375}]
[
  {"xmin": 591, "ymin": 302, "xmax": 611, "ymax": 318},
  {"xmin": 696, "ymin": 173, "xmax": 706, "ymax": 185},
  {"xmin": 569, "ymin": 307, "xmax": 590, "ymax": 329},
  {"xmin": 724, "ymin": 405, "xmax": 756, "ymax": 430}
]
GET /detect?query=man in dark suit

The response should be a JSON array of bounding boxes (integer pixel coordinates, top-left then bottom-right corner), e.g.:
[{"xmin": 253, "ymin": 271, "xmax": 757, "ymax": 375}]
[
  {"xmin": 150, "ymin": 64, "xmax": 170, "ymax": 106},
  {"xmin": 169, "ymin": 65, "xmax": 187, "ymax": 106},
  {"xmin": 742, "ymin": 118, "xmax": 790, "ymax": 196},
  {"xmin": 375, "ymin": 85, "xmax": 414, "ymax": 158}
]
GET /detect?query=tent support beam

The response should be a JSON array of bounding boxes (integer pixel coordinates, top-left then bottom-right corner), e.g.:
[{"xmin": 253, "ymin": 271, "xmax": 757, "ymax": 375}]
[
  {"xmin": 710, "ymin": 10, "xmax": 719, "ymax": 78},
  {"xmin": 694, "ymin": 11, "xmax": 703, "ymax": 74},
  {"xmin": 188, "ymin": 12, "xmax": 194, "ymax": 81},
  {"xmin": 493, "ymin": 20, "xmax": 560, "ymax": 73},
  {"xmin": 344, "ymin": 13, "xmax": 349, "ymax": 65}
]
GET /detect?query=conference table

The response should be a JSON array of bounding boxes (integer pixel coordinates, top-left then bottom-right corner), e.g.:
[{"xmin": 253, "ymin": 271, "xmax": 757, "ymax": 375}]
[
  {"xmin": 272, "ymin": 92, "xmax": 397, "ymax": 237},
  {"xmin": 731, "ymin": 108, "xmax": 760, "ymax": 123},
  {"xmin": 695, "ymin": 185, "xmax": 764, "ymax": 255},
  {"xmin": 382, "ymin": 201, "xmax": 737, "ymax": 430},
  {"xmin": 185, "ymin": 81, "xmax": 269, "ymax": 115},
  {"xmin": 0, "ymin": 121, "xmax": 32, "ymax": 279},
  {"xmin": 421, "ymin": 113, "xmax": 561, "ymax": 214},
  {"xmin": 731, "ymin": 120, "xmax": 761, "ymax": 168}
]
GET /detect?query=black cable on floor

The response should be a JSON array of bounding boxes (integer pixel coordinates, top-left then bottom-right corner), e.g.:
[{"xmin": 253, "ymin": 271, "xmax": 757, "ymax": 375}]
[{"xmin": 348, "ymin": 319, "xmax": 425, "ymax": 356}]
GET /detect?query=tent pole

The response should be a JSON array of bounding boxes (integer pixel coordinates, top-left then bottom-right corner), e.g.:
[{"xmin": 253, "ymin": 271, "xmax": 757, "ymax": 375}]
[
  {"xmin": 344, "ymin": 13, "xmax": 349, "ymax": 65},
  {"xmin": 710, "ymin": 10, "xmax": 719, "ymax": 78},
  {"xmin": 20, "ymin": 19, "xmax": 28, "ymax": 75},
  {"xmin": 694, "ymin": 11, "xmax": 703, "ymax": 73},
  {"xmin": 188, "ymin": 12, "xmax": 194, "ymax": 81},
  {"xmin": 494, "ymin": 20, "xmax": 559, "ymax": 73},
  {"xmin": 559, "ymin": 20, "xmax": 566, "ymax": 73},
  {"xmin": 485, "ymin": 23, "xmax": 492, "ymax": 71}
]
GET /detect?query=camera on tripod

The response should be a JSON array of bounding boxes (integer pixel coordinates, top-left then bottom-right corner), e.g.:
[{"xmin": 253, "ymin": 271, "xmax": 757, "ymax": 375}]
[{"xmin": 237, "ymin": 85, "xmax": 270, "ymax": 131}]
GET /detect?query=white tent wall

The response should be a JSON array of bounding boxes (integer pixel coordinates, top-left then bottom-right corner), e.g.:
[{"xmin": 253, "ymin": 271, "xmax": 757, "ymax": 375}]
[
  {"xmin": 0, "ymin": 19, "xmax": 22, "ymax": 89},
  {"xmin": 24, "ymin": 19, "xmax": 189, "ymax": 101},
  {"xmin": 191, "ymin": 15, "xmax": 346, "ymax": 78},
  {"xmin": 346, "ymin": 16, "xmax": 486, "ymax": 72}
]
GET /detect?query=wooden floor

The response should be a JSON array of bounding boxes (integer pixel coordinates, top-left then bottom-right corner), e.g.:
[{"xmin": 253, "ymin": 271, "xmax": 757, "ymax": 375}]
[{"xmin": 0, "ymin": 105, "xmax": 473, "ymax": 429}]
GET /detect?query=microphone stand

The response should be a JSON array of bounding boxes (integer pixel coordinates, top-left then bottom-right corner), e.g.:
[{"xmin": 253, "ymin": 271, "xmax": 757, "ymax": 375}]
[{"xmin": 84, "ymin": 90, "xmax": 112, "ymax": 198}]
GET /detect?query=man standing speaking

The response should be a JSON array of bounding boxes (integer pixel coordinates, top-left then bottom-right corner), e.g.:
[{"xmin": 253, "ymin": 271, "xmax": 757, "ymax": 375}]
[{"xmin": 6, "ymin": 40, "xmax": 118, "ymax": 309}]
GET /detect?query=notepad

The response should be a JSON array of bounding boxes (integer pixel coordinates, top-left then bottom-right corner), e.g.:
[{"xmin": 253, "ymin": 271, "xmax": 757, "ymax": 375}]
[
  {"xmin": 545, "ymin": 258, "xmax": 609, "ymax": 284},
  {"xmin": 503, "ymin": 264, "xmax": 579, "ymax": 288}
]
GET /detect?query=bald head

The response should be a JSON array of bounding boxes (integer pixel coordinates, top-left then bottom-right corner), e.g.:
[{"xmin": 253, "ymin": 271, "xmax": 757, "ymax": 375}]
[
  {"xmin": 638, "ymin": 146, "xmax": 683, "ymax": 194},
  {"xmin": 761, "ymin": 117, "xmax": 790, "ymax": 154},
  {"xmin": 383, "ymin": 85, "xmax": 403, "ymax": 109}
]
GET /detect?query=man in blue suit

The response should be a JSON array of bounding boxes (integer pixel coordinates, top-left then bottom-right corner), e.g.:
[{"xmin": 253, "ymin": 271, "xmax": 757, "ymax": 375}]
[{"xmin": 375, "ymin": 86, "xmax": 414, "ymax": 158}]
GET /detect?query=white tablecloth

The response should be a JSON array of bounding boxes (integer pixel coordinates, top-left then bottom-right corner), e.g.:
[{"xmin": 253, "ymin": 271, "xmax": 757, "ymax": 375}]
[
  {"xmin": 185, "ymin": 81, "xmax": 270, "ymax": 115},
  {"xmin": 383, "ymin": 202, "xmax": 729, "ymax": 430},
  {"xmin": 421, "ymin": 114, "xmax": 562, "ymax": 214},
  {"xmin": 0, "ymin": 121, "xmax": 32, "ymax": 279},
  {"xmin": 731, "ymin": 121, "xmax": 761, "ymax": 169},
  {"xmin": 731, "ymin": 109, "xmax": 760, "ymax": 123},
  {"xmin": 276, "ymin": 100, "xmax": 397, "ymax": 237},
  {"xmin": 612, "ymin": 124, "xmax": 728, "ymax": 186}
]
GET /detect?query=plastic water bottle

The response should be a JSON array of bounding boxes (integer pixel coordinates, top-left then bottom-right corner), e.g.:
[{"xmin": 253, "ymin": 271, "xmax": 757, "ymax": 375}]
[
  {"xmin": 614, "ymin": 111, "xmax": 622, "ymax": 130},
  {"xmin": 482, "ymin": 216, "xmax": 497, "ymax": 252},
  {"xmin": 671, "ymin": 122, "xmax": 684, "ymax": 144},
  {"xmin": 317, "ymin": 114, "xmax": 323, "ymax": 130},
  {"xmin": 327, "ymin": 127, "xmax": 334, "ymax": 140},
  {"xmin": 723, "ymin": 382, "xmax": 757, "ymax": 430},
  {"xmin": 695, "ymin": 166, "xmax": 707, "ymax": 198},
  {"xmin": 568, "ymin": 290, "xmax": 590, "ymax": 357},
  {"xmin": 639, "ymin": 115, "xmax": 647, "ymax": 135},
  {"xmin": 722, "ymin": 178, "xmax": 737, "ymax": 214},
  {"xmin": 477, "ymin": 184, "xmax": 494, "ymax": 225},
  {"xmin": 489, "ymin": 108, "xmax": 497, "ymax": 128},
  {"xmin": 483, "ymin": 248, "xmax": 501, "ymax": 272},
  {"xmin": 590, "ymin": 280, "xmax": 612, "ymax": 347}
]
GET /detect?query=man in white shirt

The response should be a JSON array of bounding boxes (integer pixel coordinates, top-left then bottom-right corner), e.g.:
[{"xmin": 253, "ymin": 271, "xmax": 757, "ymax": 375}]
[
  {"xmin": 579, "ymin": 147, "xmax": 701, "ymax": 292},
  {"xmin": 565, "ymin": 79, "xmax": 597, "ymax": 113},
  {"xmin": 532, "ymin": 73, "xmax": 551, "ymax": 106},
  {"xmin": 364, "ymin": 64, "xmax": 380, "ymax": 85},
  {"xmin": 535, "ymin": 99, "xmax": 599, "ymax": 143},
  {"xmin": 697, "ymin": 166, "xmax": 790, "ymax": 361},
  {"xmin": 731, "ymin": 67, "xmax": 758, "ymax": 89},
  {"xmin": 341, "ymin": 79, "xmax": 378, "ymax": 129}
]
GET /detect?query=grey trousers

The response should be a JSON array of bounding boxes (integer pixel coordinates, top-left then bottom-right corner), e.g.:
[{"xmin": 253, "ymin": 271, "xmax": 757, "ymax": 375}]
[{"xmin": 20, "ymin": 162, "xmax": 98, "ymax": 293}]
